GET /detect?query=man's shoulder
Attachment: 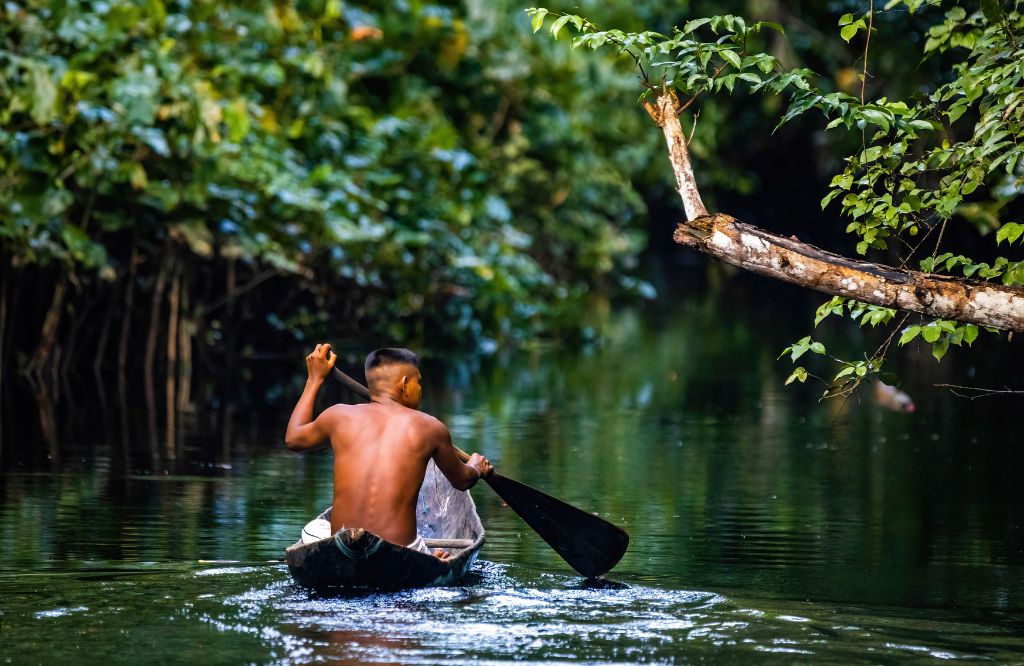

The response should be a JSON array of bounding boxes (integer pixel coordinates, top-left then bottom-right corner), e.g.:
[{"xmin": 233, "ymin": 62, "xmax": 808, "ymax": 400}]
[
  {"xmin": 407, "ymin": 409, "xmax": 447, "ymax": 433},
  {"xmin": 318, "ymin": 403, "xmax": 365, "ymax": 425},
  {"xmin": 321, "ymin": 403, "xmax": 360, "ymax": 416}
]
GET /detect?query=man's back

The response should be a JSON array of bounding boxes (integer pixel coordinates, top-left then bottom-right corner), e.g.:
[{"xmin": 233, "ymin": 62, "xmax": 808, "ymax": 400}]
[{"xmin": 321, "ymin": 403, "xmax": 438, "ymax": 544}]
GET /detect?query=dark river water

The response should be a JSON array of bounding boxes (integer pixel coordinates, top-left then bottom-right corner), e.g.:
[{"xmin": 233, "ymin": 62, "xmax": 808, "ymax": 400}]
[{"xmin": 2, "ymin": 289, "xmax": 1024, "ymax": 663}]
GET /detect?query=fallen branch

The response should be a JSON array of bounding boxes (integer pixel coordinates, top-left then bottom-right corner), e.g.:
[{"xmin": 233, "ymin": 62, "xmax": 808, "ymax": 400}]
[{"xmin": 674, "ymin": 213, "xmax": 1024, "ymax": 332}]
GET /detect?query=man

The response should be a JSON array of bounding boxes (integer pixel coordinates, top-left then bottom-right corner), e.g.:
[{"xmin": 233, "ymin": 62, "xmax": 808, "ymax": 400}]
[{"xmin": 284, "ymin": 344, "xmax": 492, "ymax": 558}]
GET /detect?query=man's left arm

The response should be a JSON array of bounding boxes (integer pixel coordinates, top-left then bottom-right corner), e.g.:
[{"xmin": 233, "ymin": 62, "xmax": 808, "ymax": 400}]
[{"xmin": 284, "ymin": 343, "xmax": 337, "ymax": 452}]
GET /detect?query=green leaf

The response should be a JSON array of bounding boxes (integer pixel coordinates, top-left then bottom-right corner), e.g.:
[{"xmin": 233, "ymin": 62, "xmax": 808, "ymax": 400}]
[
  {"xmin": 223, "ymin": 98, "xmax": 250, "ymax": 143},
  {"xmin": 860, "ymin": 146, "xmax": 883, "ymax": 163},
  {"xmin": 27, "ymin": 62, "xmax": 59, "ymax": 126},
  {"xmin": 860, "ymin": 108, "xmax": 890, "ymax": 132},
  {"xmin": 835, "ymin": 365, "xmax": 856, "ymax": 380},
  {"xmin": 840, "ymin": 23, "xmax": 860, "ymax": 42},
  {"xmin": 531, "ymin": 9, "xmax": 548, "ymax": 33},
  {"xmin": 720, "ymin": 49, "xmax": 742, "ymax": 68},
  {"xmin": 684, "ymin": 18, "xmax": 711, "ymax": 33},
  {"xmin": 60, "ymin": 224, "xmax": 108, "ymax": 268},
  {"xmin": 899, "ymin": 326, "xmax": 921, "ymax": 345},
  {"xmin": 981, "ymin": 0, "xmax": 1002, "ymax": 21},
  {"xmin": 995, "ymin": 222, "xmax": 1024, "ymax": 246},
  {"xmin": 785, "ymin": 367, "xmax": 808, "ymax": 385},
  {"xmin": 551, "ymin": 15, "xmax": 571, "ymax": 37},
  {"xmin": 921, "ymin": 325, "xmax": 941, "ymax": 343},
  {"xmin": 931, "ymin": 338, "xmax": 949, "ymax": 361},
  {"xmin": 814, "ymin": 296, "xmax": 845, "ymax": 325}
]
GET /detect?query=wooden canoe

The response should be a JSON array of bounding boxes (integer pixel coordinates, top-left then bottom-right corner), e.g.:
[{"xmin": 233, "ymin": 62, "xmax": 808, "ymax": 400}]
[{"xmin": 285, "ymin": 460, "xmax": 485, "ymax": 591}]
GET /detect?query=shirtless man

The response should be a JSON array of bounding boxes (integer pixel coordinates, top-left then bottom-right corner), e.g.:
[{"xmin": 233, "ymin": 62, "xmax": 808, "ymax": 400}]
[{"xmin": 284, "ymin": 344, "xmax": 492, "ymax": 557}]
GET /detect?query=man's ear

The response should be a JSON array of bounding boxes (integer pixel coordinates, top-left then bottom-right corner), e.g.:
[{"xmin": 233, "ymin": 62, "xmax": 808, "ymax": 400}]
[{"xmin": 399, "ymin": 374, "xmax": 409, "ymax": 394}]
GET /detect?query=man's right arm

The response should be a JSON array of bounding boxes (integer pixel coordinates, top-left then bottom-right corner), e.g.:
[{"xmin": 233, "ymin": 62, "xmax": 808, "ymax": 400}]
[
  {"xmin": 429, "ymin": 421, "xmax": 492, "ymax": 491},
  {"xmin": 284, "ymin": 343, "xmax": 339, "ymax": 452}
]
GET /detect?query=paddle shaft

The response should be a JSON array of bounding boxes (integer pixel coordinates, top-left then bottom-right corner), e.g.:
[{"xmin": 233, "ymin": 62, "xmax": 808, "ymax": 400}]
[{"xmin": 330, "ymin": 367, "xmax": 476, "ymax": 465}]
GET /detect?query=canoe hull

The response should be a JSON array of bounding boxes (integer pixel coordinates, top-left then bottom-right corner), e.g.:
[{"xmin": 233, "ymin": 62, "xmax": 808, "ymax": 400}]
[
  {"xmin": 285, "ymin": 460, "xmax": 485, "ymax": 591},
  {"xmin": 286, "ymin": 527, "xmax": 482, "ymax": 591}
]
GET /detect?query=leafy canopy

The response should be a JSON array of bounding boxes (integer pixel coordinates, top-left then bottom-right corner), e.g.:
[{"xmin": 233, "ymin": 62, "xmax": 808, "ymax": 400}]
[{"xmin": 0, "ymin": 0, "xmax": 659, "ymax": 349}]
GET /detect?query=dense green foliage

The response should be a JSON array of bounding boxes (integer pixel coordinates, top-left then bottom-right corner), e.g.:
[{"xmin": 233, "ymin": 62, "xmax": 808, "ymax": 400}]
[
  {"xmin": 529, "ymin": 1, "xmax": 1024, "ymax": 395},
  {"xmin": 0, "ymin": 0, "xmax": 656, "ymax": 389}
]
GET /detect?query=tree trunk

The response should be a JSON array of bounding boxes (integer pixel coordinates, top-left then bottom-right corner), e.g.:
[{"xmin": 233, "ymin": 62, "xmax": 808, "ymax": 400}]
[
  {"xmin": 649, "ymin": 92, "xmax": 1024, "ymax": 333},
  {"xmin": 117, "ymin": 241, "xmax": 140, "ymax": 402},
  {"xmin": 27, "ymin": 277, "xmax": 67, "ymax": 379},
  {"xmin": 165, "ymin": 266, "xmax": 180, "ymax": 459},
  {"xmin": 145, "ymin": 246, "xmax": 172, "ymax": 456},
  {"xmin": 177, "ymin": 282, "xmax": 192, "ymax": 421}
]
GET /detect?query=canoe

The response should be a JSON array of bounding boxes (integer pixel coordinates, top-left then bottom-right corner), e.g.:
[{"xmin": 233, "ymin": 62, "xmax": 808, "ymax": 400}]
[{"xmin": 285, "ymin": 460, "xmax": 485, "ymax": 591}]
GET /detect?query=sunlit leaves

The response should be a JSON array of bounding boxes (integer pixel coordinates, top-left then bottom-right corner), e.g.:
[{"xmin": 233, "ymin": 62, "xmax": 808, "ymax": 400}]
[
  {"xmin": 837, "ymin": 13, "xmax": 868, "ymax": 42},
  {"xmin": 814, "ymin": 296, "xmax": 846, "ymax": 326},
  {"xmin": 898, "ymin": 320, "xmax": 982, "ymax": 360},
  {"xmin": 528, "ymin": 8, "xmax": 548, "ymax": 33},
  {"xmin": 996, "ymin": 223, "xmax": 1024, "ymax": 246},
  {"xmin": 785, "ymin": 366, "xmax": 808, "ymax": 385},
  {"xmin": 527, "ymin": 7, "xmax": 793, "ymax": 103},
  {"xmin": 778, "ymin": 336, "xmax": 826, "ymax": 362}
]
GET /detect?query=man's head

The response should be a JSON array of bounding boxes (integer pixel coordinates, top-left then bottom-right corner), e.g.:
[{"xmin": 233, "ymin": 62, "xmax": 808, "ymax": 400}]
[{"xmin": 364, "ymin": 348, "xmax": 422, "ymax": 408}]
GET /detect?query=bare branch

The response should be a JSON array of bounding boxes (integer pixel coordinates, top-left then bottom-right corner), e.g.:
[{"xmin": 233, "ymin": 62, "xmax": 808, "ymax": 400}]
[
  {"xmin": 674, "ymin": 214, "xmax": 1024, "ymax": 332},
  {"xmin": 934, "ymin": 384, "xmax": 1024, "ymax": 399}
]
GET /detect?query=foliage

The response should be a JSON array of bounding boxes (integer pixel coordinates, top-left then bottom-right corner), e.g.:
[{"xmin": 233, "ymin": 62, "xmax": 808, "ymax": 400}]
[
  {"xmin": 527, "ymin": 7, "xmax": 795, "ymax": 103},
  {"xmin": 0, "ymin": 0, "xmax": 656, "ymax": 371},
  {"xmin": 528, "ymin": 1, "xmax": 1024, "ymax": 396}
]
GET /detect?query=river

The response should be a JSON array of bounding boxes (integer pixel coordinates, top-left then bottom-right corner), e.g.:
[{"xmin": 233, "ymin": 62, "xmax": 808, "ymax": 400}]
[{"xmin": 2, "ymin": 286, "xmax": 1023, "ymax": 663}]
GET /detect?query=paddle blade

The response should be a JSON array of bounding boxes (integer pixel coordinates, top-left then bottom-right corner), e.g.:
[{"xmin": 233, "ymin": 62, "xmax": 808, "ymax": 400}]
[{"xmin": 485, "ymin": 473, "xmax": 629, "ymax": 578}]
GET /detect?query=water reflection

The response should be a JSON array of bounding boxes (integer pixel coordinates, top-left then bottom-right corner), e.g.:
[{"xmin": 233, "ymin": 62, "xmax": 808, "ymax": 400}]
[{"xmin": 1, "ymin": 295, "xmax": 1024, "ymax": 661}]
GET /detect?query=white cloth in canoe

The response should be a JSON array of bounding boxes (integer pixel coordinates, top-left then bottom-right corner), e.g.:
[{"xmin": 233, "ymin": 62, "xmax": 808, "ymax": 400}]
[{"xmin": 300, "ymin": 517, "xmax": 430, "ymax": 553}]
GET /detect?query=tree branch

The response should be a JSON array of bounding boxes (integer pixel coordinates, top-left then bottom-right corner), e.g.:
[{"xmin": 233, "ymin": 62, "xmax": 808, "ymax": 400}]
[
  {"xmin": 674, "ymin": 214, "xmax": 1024, "ymax": 332},
  {"xmin": 643, "ymin": 91, "xmax": 708, "ymax": 220}
]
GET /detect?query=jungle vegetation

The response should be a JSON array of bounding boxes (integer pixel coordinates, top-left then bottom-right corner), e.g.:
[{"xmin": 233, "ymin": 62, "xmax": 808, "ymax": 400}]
[
  {"xmin": 0, "ymin": 0, "xmax": 659, "ymax": 415},
  {"xmin": 2, "ymin": 0, "xmax": 1022, "ymax": 430}
]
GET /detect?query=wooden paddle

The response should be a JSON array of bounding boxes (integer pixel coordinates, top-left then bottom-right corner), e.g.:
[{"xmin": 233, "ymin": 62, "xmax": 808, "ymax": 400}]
[{"xmin": 330, "ymin": 365, "xmax": 630, "ymax": 579}]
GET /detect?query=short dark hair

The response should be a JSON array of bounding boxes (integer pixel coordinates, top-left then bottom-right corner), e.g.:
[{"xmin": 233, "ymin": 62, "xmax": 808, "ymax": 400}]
[{"xmin": 364, "ymin": 348, "xmax": 419, "ymax": 377}]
